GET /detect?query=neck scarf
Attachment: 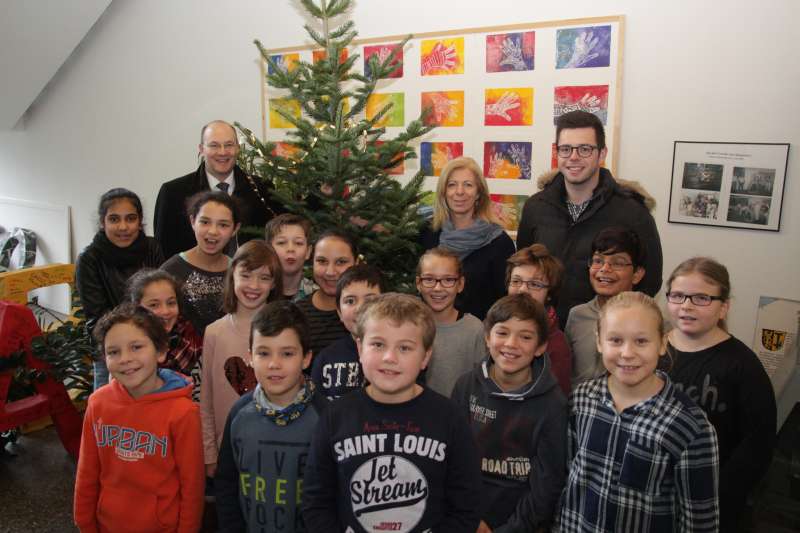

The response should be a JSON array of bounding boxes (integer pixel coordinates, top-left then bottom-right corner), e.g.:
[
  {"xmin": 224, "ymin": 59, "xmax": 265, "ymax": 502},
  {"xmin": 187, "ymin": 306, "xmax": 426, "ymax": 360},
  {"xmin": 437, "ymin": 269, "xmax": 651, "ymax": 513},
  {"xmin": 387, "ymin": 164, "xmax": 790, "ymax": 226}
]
[
  {"xmin": 439, "ymin": 218, "xmax": 504, "ymax": 259},
  {"xmin": 254, "ymin": 379, "xmax": 316, "ymax": 426},
  {"xmin": 90, "ymin": 230, "xmax": 150, "ymax": 269}
]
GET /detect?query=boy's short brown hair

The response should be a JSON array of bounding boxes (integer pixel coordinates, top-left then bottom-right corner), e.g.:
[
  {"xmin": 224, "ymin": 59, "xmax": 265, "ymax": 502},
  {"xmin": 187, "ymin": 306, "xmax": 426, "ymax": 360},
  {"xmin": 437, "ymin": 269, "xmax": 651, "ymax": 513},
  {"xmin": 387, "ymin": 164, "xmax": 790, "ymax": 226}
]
[
  {"xmin": 484, "ymin": 293, "xmax": 549, "ymax": 346},
  {"xmin": 250, "ymin": 300, "xmax": 310, "ymax": 354},
  {"xmin": 354, "ymin": 293, "xmax": 436, "ymax": 350},
  {"xmin": 94, "ymin": 303, "xmax": 169, "ymax": 359},
  {"xmin": 264, "ymin": 213, "xmax": 312, "ymax": 242},
  {"xmin": 336, "ymin": 264, "xmax": 387, "ymax": 310},
  {"xmin": 505, "ymin": 244, "xmax": 564, "ymax": 306}
]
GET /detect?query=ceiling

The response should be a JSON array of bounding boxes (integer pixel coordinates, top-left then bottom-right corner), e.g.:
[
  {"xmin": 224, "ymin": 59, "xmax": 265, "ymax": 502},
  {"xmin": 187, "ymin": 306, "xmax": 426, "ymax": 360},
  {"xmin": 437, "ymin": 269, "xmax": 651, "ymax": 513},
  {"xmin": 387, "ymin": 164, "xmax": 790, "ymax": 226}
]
[{"xmin": 0, "ymin": 0, "xmax": 112, "ymax": 129}]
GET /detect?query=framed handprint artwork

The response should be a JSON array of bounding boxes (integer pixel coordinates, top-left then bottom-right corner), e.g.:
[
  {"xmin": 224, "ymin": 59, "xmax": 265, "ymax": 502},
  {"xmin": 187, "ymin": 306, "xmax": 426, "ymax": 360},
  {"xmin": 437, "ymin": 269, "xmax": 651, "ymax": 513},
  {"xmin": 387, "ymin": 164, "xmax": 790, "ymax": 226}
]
[{"xmin": 261, "ymin": 16, "xmax": 624, "ymax": 232}]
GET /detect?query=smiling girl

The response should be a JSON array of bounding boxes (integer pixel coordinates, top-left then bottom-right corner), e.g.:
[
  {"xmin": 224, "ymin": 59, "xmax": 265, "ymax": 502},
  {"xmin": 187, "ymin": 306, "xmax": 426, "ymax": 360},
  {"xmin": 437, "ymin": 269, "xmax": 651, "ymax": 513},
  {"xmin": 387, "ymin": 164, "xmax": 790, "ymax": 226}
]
[
  {"xmin": 161, "ymin": 191, "xmax": 241, "ymax": 335},
  {"xmin": 556, "ymin": 291, "xmax": 719, "ymax": 531},
  {"xmin": 665, "ymin": 257, "xmax": 776, "ymax": 530},
  {"xmin": 200, "ymin": 240, "xmax": 282, "ymax": 476},
  {"xmin": 75, "ymin": 188, "xmax": 164, "ymax": 389},
  {"xmin": 295, "ymin": 229, "xmax": 358, "ymax": 362},
  {"xmin": 126, "ymin": 268, "xmax": 203, "ymax": 401},
  {"xmin": 415, "ymin": 247, "xmax": 485, "ymax": 396}
]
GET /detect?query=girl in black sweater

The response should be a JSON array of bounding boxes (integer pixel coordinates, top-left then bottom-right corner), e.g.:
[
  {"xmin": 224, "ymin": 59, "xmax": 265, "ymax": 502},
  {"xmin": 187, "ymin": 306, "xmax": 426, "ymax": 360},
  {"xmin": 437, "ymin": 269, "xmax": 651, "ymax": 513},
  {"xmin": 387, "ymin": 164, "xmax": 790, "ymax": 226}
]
[
  {"xmin": 75, "ymin": 188, "xmax": 164, "ymax": 389},
  {"xmin": 665, "ymin": 257, "xmax": 776, "ymax": 532}
]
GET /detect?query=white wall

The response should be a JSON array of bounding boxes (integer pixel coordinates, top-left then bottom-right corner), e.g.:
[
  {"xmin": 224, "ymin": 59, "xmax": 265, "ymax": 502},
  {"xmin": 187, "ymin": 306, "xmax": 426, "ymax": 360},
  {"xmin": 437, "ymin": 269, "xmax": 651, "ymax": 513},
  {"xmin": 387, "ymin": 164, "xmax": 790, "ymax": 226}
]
[{"xmin": 0, "ymin": 0, "xmax": 798, "ymax": 347}]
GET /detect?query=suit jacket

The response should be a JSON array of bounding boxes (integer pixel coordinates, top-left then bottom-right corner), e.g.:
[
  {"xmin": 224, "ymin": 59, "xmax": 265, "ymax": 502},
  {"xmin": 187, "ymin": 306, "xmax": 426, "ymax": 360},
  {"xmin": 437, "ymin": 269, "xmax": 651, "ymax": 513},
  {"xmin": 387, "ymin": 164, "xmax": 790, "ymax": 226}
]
[{"xmin": 153, "ymin": 162, "xmax": 281, "ymax": 258}]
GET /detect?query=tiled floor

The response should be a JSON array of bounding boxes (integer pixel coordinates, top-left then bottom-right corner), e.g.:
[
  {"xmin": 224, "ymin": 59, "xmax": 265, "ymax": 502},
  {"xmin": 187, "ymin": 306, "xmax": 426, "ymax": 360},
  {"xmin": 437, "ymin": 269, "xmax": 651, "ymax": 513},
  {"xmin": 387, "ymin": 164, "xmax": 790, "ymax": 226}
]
[{"xmin": 2, "ymin": 406, "xmax": 800, "ymax": 532}]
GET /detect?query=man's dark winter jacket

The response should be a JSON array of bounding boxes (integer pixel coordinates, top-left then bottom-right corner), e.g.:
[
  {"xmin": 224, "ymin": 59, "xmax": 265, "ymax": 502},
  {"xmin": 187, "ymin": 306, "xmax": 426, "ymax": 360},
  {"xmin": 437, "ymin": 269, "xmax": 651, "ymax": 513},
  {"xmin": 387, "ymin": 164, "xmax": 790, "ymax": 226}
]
[{"xmin": 516, "ymin": 168, "xmax": 662, "ymax": 325}]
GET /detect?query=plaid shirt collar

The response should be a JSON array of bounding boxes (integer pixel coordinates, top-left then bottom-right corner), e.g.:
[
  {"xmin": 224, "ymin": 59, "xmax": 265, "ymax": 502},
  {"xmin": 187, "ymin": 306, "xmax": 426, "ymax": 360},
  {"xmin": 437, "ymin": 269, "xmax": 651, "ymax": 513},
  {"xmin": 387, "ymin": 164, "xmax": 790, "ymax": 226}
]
[{"xmin": 589, "ymin": 371, "xmax": 672, "ymax": 415}]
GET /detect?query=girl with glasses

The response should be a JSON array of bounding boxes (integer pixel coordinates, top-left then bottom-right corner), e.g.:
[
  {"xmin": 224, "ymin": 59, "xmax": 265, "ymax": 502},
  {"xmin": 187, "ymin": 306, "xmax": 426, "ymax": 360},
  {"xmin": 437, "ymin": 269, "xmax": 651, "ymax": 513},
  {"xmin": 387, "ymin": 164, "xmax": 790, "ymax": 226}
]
[
  {"xmin": 665, "ymin": 257, "xmax": 776, "ymax": 532},
  {"xmin": 415, "ymin": 247, "xmax": 485, "ymax": 396},
  {"xmin": 419, "ymin": 157, "xmax": 515, "ymax": 321}
]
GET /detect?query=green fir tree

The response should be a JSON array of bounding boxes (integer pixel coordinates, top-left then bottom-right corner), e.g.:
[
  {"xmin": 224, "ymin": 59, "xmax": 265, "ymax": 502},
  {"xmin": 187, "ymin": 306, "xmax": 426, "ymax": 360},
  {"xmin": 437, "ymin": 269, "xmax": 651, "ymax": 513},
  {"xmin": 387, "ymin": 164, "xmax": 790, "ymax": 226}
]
[{"xmin": 236, "ymin": 0, "xmax": 433, "ymax": 291}]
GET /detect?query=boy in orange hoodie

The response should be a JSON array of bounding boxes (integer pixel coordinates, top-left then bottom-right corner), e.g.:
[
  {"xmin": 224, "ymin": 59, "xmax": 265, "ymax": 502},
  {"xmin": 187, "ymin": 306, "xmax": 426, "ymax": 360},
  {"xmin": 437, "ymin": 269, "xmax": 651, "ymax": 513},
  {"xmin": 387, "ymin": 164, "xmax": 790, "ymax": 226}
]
[{"xmin": 73, "ymin": 303, "xmax": 204, "ymax": 533}]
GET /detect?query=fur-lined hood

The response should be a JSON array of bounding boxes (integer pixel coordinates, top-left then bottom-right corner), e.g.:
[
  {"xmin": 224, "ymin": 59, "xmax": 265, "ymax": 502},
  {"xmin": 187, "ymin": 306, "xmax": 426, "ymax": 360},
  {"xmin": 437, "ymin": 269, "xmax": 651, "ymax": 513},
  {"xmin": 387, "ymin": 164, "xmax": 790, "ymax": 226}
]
[{"xmin": 536, "ymin": 169, "xmax": 657, "ymax": 212}]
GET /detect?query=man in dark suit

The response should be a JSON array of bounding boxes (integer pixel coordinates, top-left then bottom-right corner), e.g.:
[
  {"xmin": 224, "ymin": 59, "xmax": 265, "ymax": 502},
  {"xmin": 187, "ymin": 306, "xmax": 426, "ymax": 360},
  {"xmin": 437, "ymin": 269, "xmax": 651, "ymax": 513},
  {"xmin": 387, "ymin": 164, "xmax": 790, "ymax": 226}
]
[{"xmin": 154, "ymin": 120, "xmax": 280, "ymax": 258}]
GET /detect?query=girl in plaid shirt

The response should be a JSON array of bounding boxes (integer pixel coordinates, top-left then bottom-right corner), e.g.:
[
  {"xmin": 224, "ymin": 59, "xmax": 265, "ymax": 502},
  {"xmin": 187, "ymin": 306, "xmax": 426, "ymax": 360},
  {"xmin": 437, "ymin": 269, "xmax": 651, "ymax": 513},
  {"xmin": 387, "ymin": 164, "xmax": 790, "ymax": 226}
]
[
  {"xmin": 556, "ymin": 292, "xmax": 719, "ymax": 532},
  {"xmin": 127, "ymin": 268, "xmax": 204, "ymax": 401}
]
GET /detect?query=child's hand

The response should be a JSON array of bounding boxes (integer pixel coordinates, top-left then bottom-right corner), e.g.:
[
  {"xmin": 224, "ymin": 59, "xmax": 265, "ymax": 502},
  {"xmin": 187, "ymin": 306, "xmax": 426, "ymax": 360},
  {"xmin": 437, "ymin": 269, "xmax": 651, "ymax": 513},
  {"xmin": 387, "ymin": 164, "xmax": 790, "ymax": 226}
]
[
  {"xmin": 477, "ymin": 520, "xmax": 492, "ymax": 533},
  {"xmin": 205, "ymin": 463, "xmax": 217, "ymax": 478}
]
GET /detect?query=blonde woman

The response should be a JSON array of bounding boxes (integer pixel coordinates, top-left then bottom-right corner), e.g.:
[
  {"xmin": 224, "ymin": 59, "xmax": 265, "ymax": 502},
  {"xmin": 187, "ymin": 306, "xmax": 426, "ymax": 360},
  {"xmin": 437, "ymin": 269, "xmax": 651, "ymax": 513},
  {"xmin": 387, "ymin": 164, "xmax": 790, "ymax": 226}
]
[{"xmin": 419, "ymin": 156, "xmax": 515, "ymax": 319}]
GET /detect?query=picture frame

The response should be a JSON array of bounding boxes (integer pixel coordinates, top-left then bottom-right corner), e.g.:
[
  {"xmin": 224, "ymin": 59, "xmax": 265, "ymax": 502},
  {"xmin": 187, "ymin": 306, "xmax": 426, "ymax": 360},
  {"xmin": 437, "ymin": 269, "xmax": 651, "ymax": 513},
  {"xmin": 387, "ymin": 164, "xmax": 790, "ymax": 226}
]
[{"xmin": 668, "ymin": 141, "xmax": 790, "ymax": 231}]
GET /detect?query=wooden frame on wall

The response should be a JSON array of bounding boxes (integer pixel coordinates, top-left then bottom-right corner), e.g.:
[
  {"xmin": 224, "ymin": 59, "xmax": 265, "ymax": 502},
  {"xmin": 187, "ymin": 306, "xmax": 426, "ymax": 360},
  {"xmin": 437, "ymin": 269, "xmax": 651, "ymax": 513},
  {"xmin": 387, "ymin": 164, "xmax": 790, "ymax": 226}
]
[{"xmin": 260, "ymin": 15, "xmax": 625, "ymax": 232}]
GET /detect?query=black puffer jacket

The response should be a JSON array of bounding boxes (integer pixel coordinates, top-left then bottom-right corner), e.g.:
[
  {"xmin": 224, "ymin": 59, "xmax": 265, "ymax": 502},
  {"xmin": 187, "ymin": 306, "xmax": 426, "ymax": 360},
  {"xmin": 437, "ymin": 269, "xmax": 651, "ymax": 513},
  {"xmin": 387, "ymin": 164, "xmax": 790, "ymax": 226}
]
[
  {"xmin": 516, "ymin": 168, "xmax": 662, "ymax": 325},
  {"xmin": 74, "ymin": 232, "xmax": 164, "ymax": 333}
]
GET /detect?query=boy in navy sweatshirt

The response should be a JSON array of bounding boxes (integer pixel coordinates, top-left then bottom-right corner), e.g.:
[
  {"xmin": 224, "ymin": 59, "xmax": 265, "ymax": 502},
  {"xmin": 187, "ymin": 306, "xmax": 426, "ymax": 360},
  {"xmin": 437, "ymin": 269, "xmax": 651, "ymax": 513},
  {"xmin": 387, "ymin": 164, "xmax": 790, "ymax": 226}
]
[
  {"xmin": 303, "ymin": 293, "xmax": 482, "ymax": 532},
  {"xmin": 215, "ymin": 300, "xmax": 328, "ymax": 533},
  {"xmin": 452, "ymin": 293, "xmax": 567, "ymax": 532},
  {"xmin": 310, "ymin": 264, "xmax": 386, "ymax": 400}
]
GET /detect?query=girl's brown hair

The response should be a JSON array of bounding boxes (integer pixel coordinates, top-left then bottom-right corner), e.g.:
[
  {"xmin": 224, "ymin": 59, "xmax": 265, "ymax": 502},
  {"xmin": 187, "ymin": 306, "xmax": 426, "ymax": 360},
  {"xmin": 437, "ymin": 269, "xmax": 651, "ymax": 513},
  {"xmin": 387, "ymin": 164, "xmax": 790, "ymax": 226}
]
[
  {"xmin": 126, "ymin": 268, "xmax": 182, "ymax": 311},
  {"xmin": 222, "ymin": 240, "xmax": 284, "ymax": 313},
  {"xmin": 666, "ymin": 256, "xmax": 730, "ymax": 331},
  {"xmin": 432, "ymin": 156, "xmax": 499, "ymax": 230}
]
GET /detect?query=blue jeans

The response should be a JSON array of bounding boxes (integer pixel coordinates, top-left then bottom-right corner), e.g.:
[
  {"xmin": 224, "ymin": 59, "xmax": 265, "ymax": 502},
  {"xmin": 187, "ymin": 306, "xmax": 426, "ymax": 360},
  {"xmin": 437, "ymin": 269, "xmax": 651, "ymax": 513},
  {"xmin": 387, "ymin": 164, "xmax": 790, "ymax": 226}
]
[{"xmin": 93, "ymin": 359, "xmax": 110, "ymax": 390}]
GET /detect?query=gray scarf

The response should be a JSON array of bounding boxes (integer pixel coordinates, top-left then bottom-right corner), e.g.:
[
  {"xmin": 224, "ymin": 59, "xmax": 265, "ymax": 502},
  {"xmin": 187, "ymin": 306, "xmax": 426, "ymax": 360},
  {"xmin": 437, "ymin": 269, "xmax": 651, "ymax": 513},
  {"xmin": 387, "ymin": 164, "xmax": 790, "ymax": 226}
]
[{"xmin": 439, "ymin": 218, "xmax": 504, "ymax": 259}]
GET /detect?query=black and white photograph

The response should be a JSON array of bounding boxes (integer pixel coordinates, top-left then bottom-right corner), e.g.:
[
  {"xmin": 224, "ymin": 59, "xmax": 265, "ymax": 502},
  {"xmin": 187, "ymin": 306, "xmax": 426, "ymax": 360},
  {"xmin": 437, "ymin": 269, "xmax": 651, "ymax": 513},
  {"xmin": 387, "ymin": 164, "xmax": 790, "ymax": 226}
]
[
  {"xmin": 679, "ymin": 191, "xmax": 720, "ymax": 219},
  {"xmin": 727, "ymin": 195, "xmax": 771, "ymax": 225},
  {"xmin": 682, "ymin": 162, "xmax": 724, "ymax": 191},
  {"xmin": 731, "ymin": 166, "xmax": 775, "ymax": 196}
]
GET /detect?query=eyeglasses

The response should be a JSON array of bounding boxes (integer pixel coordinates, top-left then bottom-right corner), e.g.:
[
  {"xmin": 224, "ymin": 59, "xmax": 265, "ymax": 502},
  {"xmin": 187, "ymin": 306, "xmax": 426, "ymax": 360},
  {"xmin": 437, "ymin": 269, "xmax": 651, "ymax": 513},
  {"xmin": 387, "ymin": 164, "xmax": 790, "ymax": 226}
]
[
  {"xmin": 418, "ymin": 276, "xmax": 460, "ymax": 288},
  {"xmin": 509, "ymin": 278, "xmax": 549, "ymax": 291},
  {"xmin": 204, "ymin": 142, "xmax": 238, "ymax": 152},
  {"xmin": 666, "ymin": 292, "xmax": 724, "ymax": 306},
  {"xmin": 557, "ymin": 144, "xmax": 598, "ymax": 158},
  {"xmin": 588, "ymin": 256, "xmax": 633, "ymax": 270}
]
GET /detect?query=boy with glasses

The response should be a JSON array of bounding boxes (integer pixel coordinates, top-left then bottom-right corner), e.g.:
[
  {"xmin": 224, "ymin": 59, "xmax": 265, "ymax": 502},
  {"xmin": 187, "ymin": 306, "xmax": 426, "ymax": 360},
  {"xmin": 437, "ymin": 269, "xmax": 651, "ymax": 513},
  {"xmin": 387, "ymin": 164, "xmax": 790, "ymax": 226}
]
[
  {"xmin": 516, "ymin": 110, "xmax": 662, "ymax": 328},
  {"xmin": 506, "ymin": 244, "xmax": 571, "ymax": 395},
  {"xmin": 565, "ymin": 227, "xmax": 647, "ymax": 387}
]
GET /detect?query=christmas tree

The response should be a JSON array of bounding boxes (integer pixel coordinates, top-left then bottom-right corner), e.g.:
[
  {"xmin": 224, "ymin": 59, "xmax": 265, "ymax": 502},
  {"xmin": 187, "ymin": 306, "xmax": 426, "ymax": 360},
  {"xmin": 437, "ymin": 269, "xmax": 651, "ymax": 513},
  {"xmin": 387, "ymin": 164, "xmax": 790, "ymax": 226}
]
[{"xmin": 236, "ymin": 0, "xmax": 433, "ymax": 291}]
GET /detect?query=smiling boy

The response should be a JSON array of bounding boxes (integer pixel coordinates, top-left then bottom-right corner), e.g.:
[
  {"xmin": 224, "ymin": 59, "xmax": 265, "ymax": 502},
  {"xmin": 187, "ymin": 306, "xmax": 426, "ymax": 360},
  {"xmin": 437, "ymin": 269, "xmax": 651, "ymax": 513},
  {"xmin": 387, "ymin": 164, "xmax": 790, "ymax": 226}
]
[
  {"xmin": 302, "ymin": 293, "xmax": 482, "ymax": 532},
  {"xmin": 452, "ymin": 294, "xmax": 567, "ymax": 532},
  {"xmin": 214, "ymin": 300, "xmax": 328, "ymax": 533},
  {"xmin": 565, "ymin": 227, "xmax": 647, "ymax": 387}
]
